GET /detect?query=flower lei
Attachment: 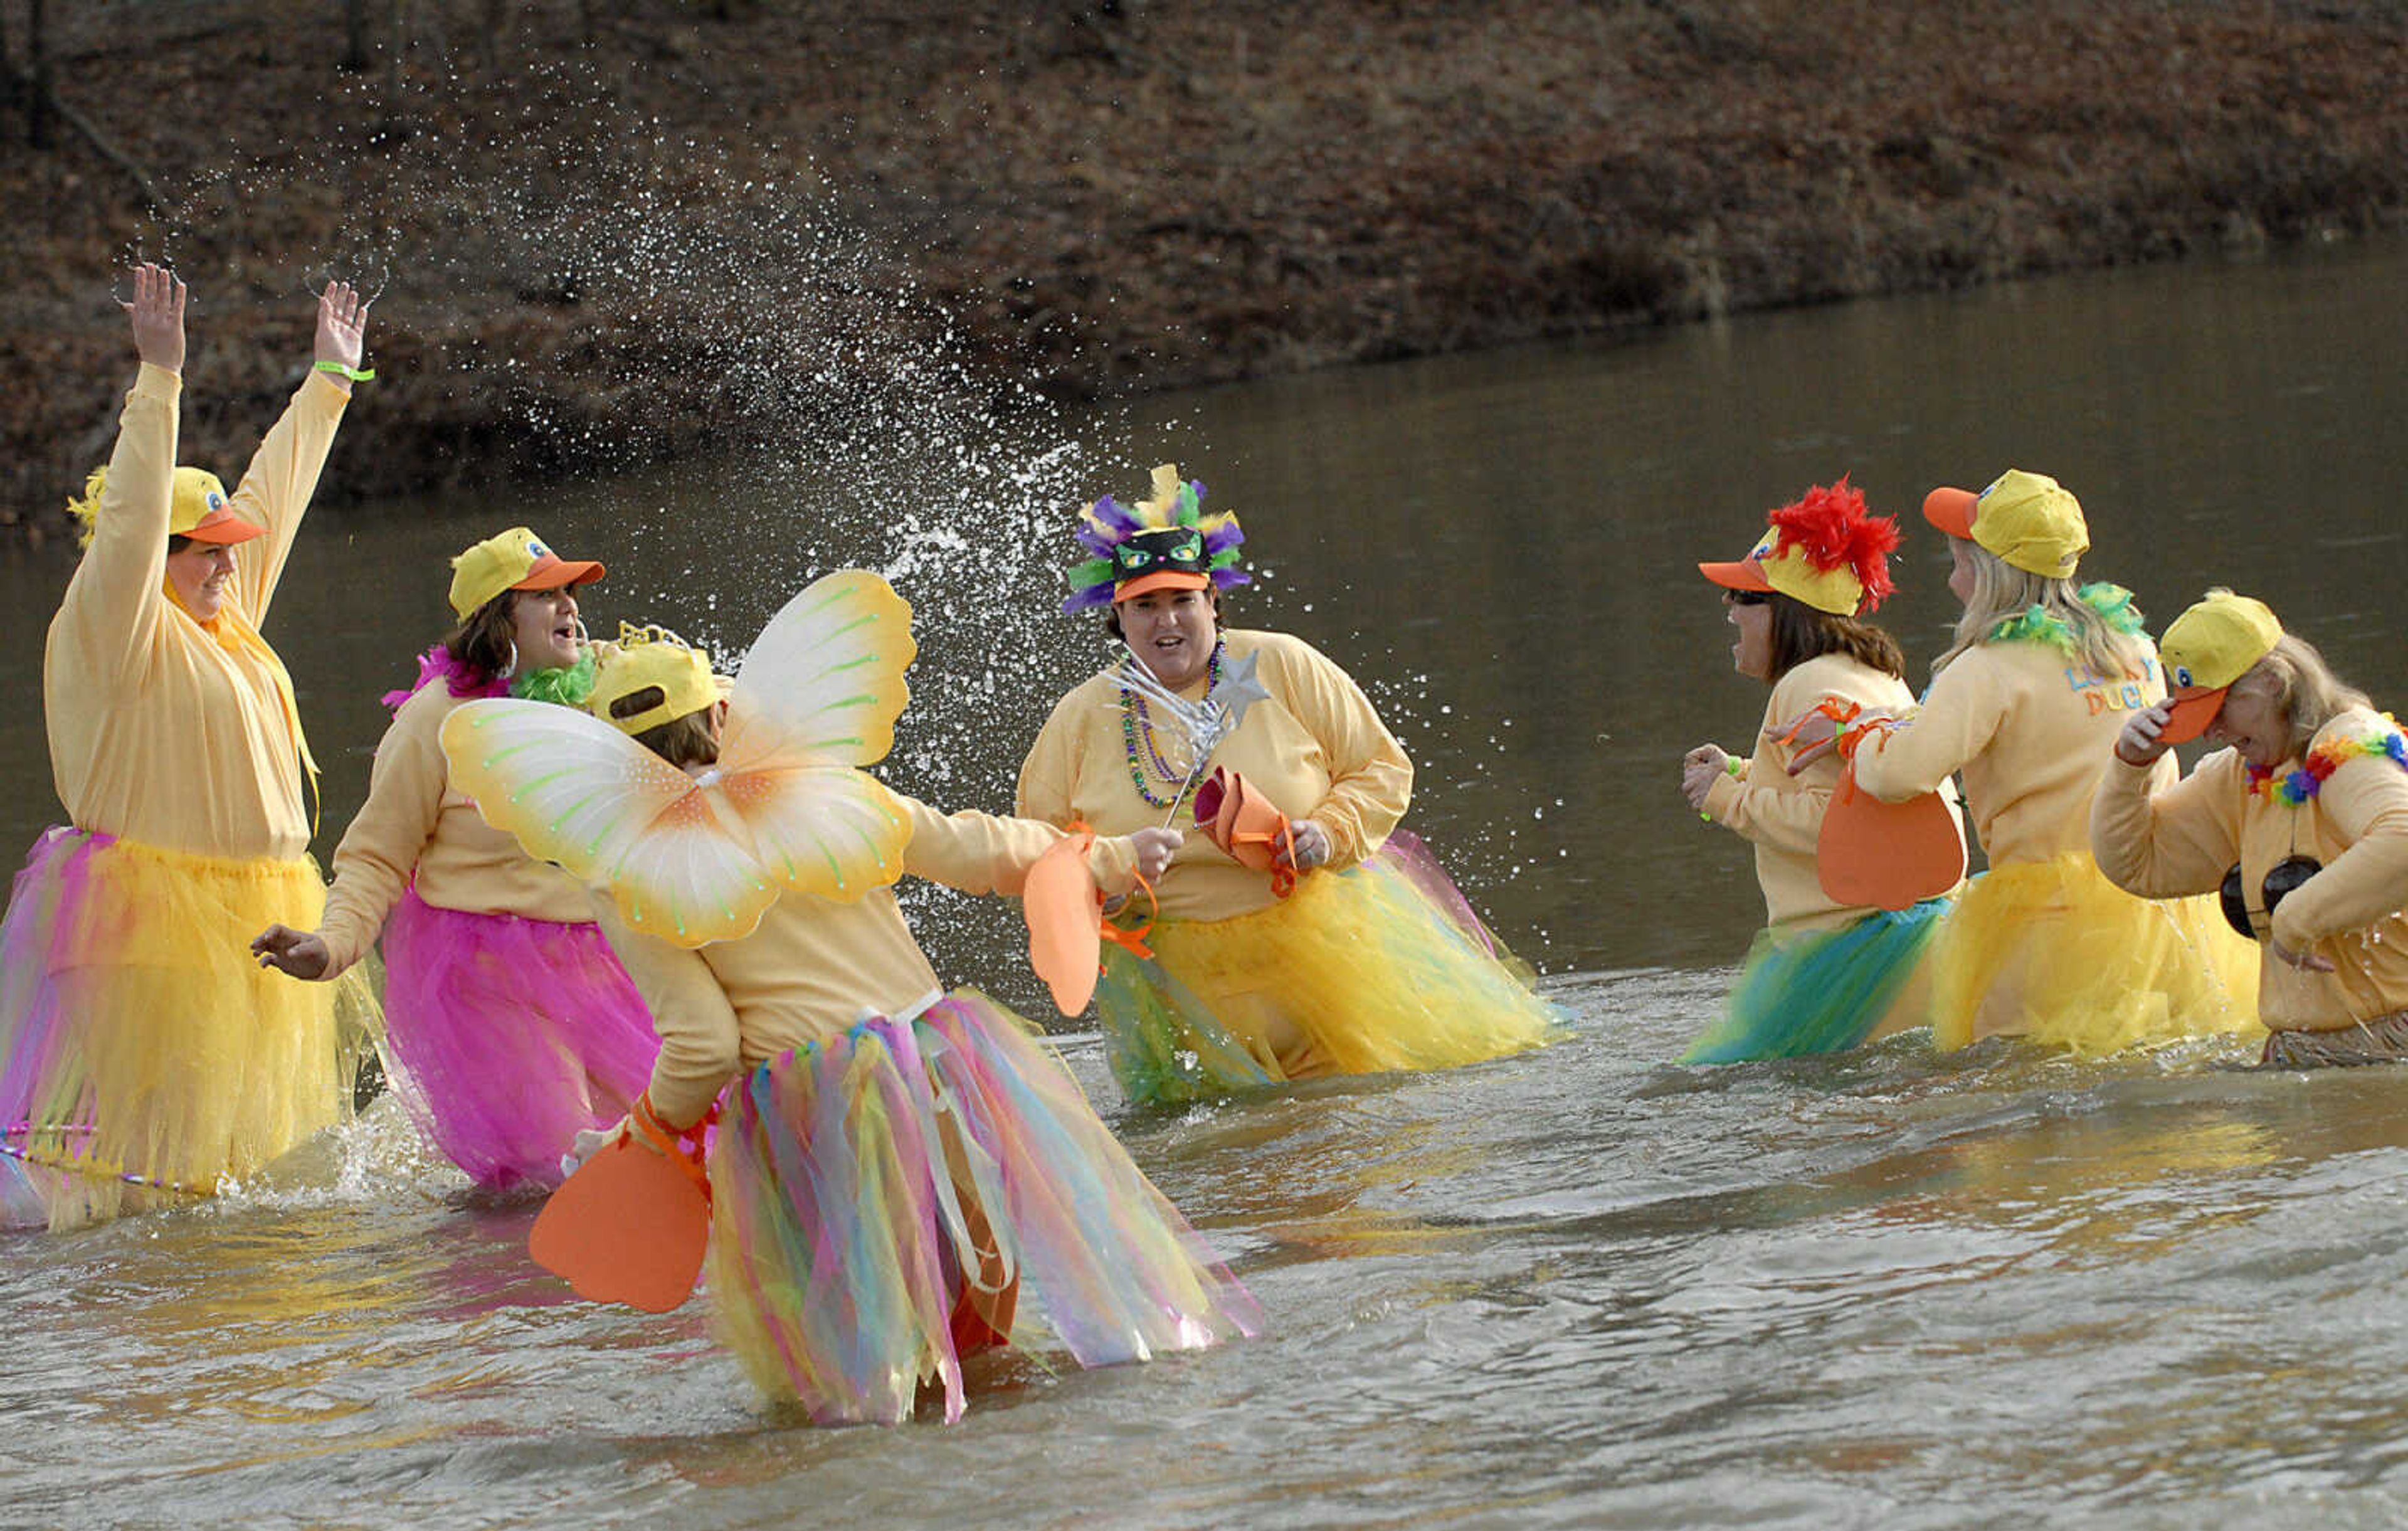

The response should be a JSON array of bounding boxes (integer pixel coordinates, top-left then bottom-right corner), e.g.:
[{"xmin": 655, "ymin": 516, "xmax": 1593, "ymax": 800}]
[
  {"xmin": 381, "ymin": 645, "xmax": 598, "ymax": 714},
  {"xmin": 2246, "ymin": 714, "xmax": 2408, "ymax": 805},
  {"xmin": 1987, "ymin": 582, "xmax": 2146, "ymax": 653}
]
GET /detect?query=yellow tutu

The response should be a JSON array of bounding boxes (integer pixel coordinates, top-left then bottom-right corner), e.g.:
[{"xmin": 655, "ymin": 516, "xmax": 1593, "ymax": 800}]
[
  {"xmin": 0, "ymin": 829, "xmax": 382, "ymax": 1230},
  {"xmin": 1097, "ymin": 832, "xmax": 1561, "ymax": 1105},
  {"xmin": 1928, "ymin": 850, "xmax": 2260, "ymax": 1054}
]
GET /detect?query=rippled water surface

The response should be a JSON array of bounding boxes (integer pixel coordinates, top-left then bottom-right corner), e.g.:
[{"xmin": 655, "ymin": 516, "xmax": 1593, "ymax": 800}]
[{"xmin": 6, "ymin": 237, "xmax": 2408, "ymax": 1528}]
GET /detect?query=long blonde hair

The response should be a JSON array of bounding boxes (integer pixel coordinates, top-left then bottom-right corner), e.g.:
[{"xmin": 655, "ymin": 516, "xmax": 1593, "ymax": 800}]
[
  {"xmin": 1933, "ymin": 539, "xmax": 2150, "ymax": 681},
  {"xmin": 2233, "ymin": 633, "xmax": 2373, "ymax": 760}
]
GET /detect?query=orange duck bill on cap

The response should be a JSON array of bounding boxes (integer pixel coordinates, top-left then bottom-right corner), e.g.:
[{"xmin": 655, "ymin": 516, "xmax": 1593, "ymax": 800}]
[
  {"xmin": 514, "ymin": 549, "xmax": 607, "ymax": 591},
  {"xmin": 1697, "ymin": 554, "xmax": 1776, "ymax": 594},
  {"xmin": 2155, "ymin": 685, "xmax": 2232, "ymax": 746},
  {"xmin": 1921, "ymin": 486, "xmax": 1978, "ymax": 539},
  {"xmin": 179, "ymin": 502, "xmax": 267, "ymax": 545}
]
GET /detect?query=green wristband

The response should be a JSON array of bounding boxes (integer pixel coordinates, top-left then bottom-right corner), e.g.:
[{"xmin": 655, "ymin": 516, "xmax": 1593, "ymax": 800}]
[{"xmin": 314, "ymin": 359, "xmax": 375, "ymax": 383}]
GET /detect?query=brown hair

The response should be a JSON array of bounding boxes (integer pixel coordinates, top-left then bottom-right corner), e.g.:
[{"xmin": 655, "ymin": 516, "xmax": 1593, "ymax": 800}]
[
  {"xmin": 608, "ymin": 685, "xmax": 721, "ymax": 768},
  {"xmin": 2234, "ymin": 633, "xmax": 2374, "ymax": 760},
  {"xmin": 1765, "ymin": 591, "xmax": 1906, "ymax": 682},
  {"xmin": 166, "ymin": 534, "xmax": 196, "ymax": 556},
  {"xmin": 443, "ymin": 592, "xmax": 522, "ymax": 684}
]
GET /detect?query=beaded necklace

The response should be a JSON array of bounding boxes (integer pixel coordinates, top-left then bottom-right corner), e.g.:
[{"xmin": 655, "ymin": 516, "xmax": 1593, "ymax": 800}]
[
  {"xmin": 2244, "ymin": 715, "xmax": 2408, "ymax": 805},
  {"xmin": 1121, "ymin": 644, "xmax": 1223, "ymax": 808}
]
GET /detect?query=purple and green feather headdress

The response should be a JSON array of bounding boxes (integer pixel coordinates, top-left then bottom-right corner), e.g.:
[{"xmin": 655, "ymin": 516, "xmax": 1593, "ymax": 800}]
[{"xmin": 1063, "ymin": 463, "xmax": 1250, "ymax": 615}]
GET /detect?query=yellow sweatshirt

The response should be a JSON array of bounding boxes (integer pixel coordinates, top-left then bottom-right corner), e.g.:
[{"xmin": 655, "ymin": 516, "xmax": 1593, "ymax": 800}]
[
  {"xmin": 1700, "ymin": 653, "xmax": 1948, "ymax": 934},
  {"xmin": 603, "ymin": 796, "xmax": 1140, "ymax": 1128},
  {"xmin": 1852, "ymin": 638, "xmax": 2169, "ymax": 866},
  {"xmin": 1015, "ymin": 628, "xmax": 1412, "ymax": 923},
  {"xmin": 44, "ymin": 363, "xmax": 348, "ymax": 861},
  {"xmin": 2089, "ymin": 708, "xmax": 2408, "ymax": 1030},
  {"xmin": 315, "ymin": 679, "xmax": 603, "ymax": 974}
]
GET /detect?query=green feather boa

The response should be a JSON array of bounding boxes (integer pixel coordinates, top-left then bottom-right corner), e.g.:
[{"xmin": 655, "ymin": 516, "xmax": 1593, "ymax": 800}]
[{"xmin": 1987, "ymin": 583, "xmax": 2147, "ymax": 654}]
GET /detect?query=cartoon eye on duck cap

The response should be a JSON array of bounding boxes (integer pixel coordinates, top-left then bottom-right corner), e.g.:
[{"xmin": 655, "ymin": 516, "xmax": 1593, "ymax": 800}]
[
  {"xmin": 2156, "ymin": 589, "xmax": 2283, "ymax": 744},
  {"xmin": 1063, "ymin": 464, "xmax": 1250, "ymax": 613},
  {"xmin": 62, "ymin": 465, "xmax": 265, "ymax": 548},
  {"xmin": 448, "ymin": 526, "xmax": 608, "ymax": 618},
  {"xmin": 1698, "ymin": 477, "xmax": 1901, "ymax": 617}
]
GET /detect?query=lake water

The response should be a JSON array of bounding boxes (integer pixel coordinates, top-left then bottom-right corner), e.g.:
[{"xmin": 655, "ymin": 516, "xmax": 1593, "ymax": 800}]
[{"xmin": 3, "ymin": 235, "xmax": 2406, "ymax": 1529}]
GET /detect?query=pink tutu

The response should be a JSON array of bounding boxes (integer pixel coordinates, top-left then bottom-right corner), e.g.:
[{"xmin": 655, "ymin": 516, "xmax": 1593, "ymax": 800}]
[{"xmin": 381, "ymin": 886, "xmax": 656, "ymax": 1190}]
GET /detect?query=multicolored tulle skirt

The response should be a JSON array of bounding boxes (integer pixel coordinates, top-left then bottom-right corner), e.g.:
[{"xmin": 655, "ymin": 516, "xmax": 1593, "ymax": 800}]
[
  {"xmin": 1929, "ymin": 851, "xmax": 2261, "ymax": 1054},
  {"xmin": 1684, "ymin": 899, "xmax": 1950, "ymax": 1064},
  {"xmin": 1094, "ymin": 830, "xmax": 1561, "ymax": 1107},
  {"xmin": 0, "ymin": 827, "xmax": 381, "ymax": 1231},
  {"xmin": 709, "ymin": 991, "xmax": 1259, "ymax": 1423},
  {"xmin": 381, "ymin": 886, "xmax": 655, "ymax": 1190}
]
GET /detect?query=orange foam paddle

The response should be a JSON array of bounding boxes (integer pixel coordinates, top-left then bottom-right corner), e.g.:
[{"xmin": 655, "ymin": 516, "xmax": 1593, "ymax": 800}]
[
  {"xmin": 1193, "ymin": 766, "xmax": 1299, "ymax": 896},
  {"xmin": 1025, "ymin": 829, "xmax": 1104, "ymax": 1015},
  {"xmin": 528, "ymin": 1133, "xmax": 710, "ymax": 1313},
  {"xmin": 1817, "ymin": 761, "xmax": 1967, "ymax": 911}
]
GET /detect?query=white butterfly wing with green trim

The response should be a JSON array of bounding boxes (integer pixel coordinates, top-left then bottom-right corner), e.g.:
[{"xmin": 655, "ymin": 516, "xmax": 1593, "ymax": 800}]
[{"xmin": 438, "ymin": 569, "xmax": 919, "ymax": 948}]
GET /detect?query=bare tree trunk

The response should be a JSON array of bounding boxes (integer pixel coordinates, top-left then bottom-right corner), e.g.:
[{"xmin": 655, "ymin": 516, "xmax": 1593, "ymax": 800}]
[{"xmin": 481, "ymin": 0, "xmax": 506, "ymax": 72}]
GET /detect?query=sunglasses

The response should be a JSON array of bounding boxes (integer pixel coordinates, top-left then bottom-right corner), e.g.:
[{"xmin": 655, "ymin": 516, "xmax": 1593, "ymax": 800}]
[
  {"xmin": 2219, "ymin": 855, "xmax": 2321, "ymax": 940},
  {"xmin": 1723, "ymin": 590, "xmax": 1770, "ymax": 607}
]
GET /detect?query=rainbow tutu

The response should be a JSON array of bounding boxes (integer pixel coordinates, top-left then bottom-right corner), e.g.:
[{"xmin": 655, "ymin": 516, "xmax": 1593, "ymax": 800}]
[
  {"xmin": 0, "ymin": 827, "xmax": 381, "ymax": 1230},
  {"xmin": 1096, "ymin": 830, "xmax": 1560, "ymax": 1106},
  {"xmin": 709, "ymin": 991, "xmax": 1258, "ymax": 1423},
  {"xmin": 1684, "ymin": 898, "xmax": 1950, "ymax": 1064},
  {"xmin": 381, "ymin": 886, "xmax": 655, "ymax": 1190},
  {"xmin": 1929, "ymin": 851, "xmax": 2261, "ymax": 1054}
]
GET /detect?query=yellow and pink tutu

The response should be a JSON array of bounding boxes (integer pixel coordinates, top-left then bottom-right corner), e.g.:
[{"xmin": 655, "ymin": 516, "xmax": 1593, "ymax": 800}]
[
  {"xmin": 1928, "ymin": 850, "xmax": 2260, "ymax": 1054},
  {"xmin": 1095, "ymin": 830, "xmax": 1561, "ymax": 1106},
  {"xmin": 709, "ymin": 991, "xmax": 1258, "ymax": 1423},
  {"xmin": 0, "ymin": 826, "xmax": 381, "ymax": 1231}
]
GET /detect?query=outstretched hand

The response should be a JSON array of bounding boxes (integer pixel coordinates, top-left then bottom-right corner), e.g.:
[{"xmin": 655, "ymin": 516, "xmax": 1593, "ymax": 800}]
[
  {"xmin": 123, "ymin": 262, "xmax": 186, "ymax": 373},
  {"xmin": 251, "ymin": 923, "xmax": 331, "ymax": 980},
  {"xmin": 2115, "ymin": 700, "xmax": 2177, "ymax": 767},
  {"xmin": 313, "ymin": 279, "xmax": 371, "ymax": 384}
]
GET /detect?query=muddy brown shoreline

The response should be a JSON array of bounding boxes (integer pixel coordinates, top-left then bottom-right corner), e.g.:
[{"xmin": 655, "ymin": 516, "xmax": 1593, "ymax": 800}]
[{"xmin": 3, "ymin": 1, "xmax": 2403, "ymax": 544}]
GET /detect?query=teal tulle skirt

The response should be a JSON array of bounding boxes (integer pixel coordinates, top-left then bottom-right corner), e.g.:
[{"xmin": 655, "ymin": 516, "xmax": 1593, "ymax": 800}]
[{"xmin": 1682, "ymin": 899, "xmax": 1950, "ymax": 1064}]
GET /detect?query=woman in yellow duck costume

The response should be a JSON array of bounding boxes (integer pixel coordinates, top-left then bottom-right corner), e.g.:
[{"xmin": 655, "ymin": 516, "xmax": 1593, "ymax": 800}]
[
  {"xmin": 1016, "ymin": 465, "xmax": 1559, "ymax": 1106},
  {"xmin": 1680, "ymin": 480, "xmax": 1963, "ymax": 1062},
  {"xmin": 250, "ymin": 527, "xmax": 655, "ymax": 1191},
  {"xmin": 0, "ymin": 265, "xmax": 379, "ymax": 1229},
  {"xmin": 440, "ymin": 576, "xmax": 1255, "ymax": 1421},
  {"xmin": 2093, "ymin": 592, "xmax": 2408, "ymax": 1066},
  {"xmin": 1788, "ymin": 469, "xmax": 2257, "ymax": 1053}
]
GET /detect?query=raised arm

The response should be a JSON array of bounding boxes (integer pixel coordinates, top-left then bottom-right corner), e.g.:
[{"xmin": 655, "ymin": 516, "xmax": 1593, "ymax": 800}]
[
  {"xmin": 56, "ymin": 265, "xmax": 186, "ymax": 690},
  {"xmin": 227, "ymin": 280, "xmax": 367, "ymax": 622}
]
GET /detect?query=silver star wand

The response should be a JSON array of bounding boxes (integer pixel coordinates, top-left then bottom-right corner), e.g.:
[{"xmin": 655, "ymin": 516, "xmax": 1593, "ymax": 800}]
[{"xmin": 1115, "ymin": 646, "xmax": 1272, "ymax": 825}]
